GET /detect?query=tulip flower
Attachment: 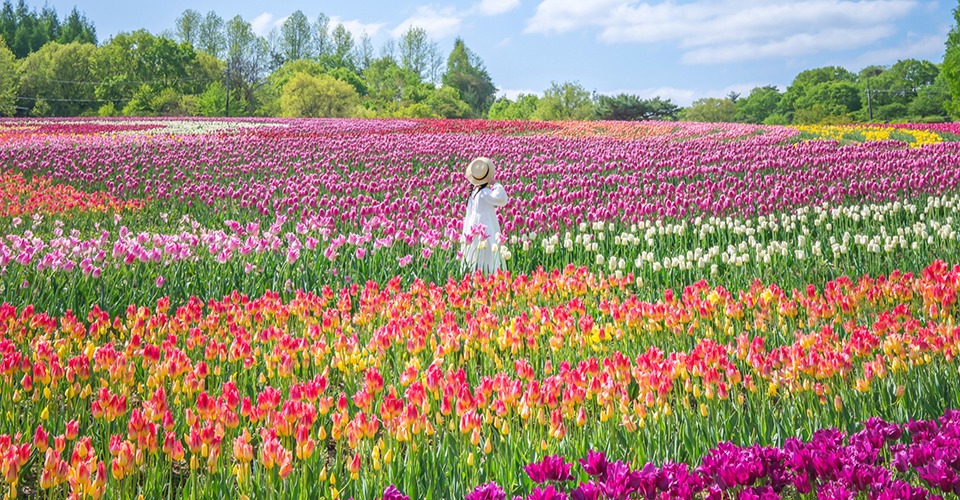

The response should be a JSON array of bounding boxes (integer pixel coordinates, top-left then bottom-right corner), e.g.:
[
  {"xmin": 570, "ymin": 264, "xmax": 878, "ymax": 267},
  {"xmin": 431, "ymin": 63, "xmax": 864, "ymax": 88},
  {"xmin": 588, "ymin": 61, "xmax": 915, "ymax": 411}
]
[{"xmin": 525, "ymin": 455, "xmax": 574, "ymax": 484}]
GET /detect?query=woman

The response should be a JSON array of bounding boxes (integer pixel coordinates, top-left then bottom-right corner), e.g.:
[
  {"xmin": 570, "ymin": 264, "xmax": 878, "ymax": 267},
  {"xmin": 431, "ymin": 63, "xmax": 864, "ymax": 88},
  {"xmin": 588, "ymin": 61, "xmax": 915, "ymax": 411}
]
[{"xmin": 461, "ymin": 157, "xmax": 509, "ymax": 274}]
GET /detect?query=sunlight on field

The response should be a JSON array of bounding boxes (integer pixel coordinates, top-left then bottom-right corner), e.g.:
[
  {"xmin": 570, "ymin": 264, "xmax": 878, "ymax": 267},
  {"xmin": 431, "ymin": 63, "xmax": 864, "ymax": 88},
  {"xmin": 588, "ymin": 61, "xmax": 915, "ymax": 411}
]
[{"xmin": 0, "ymin": 118, "xmax": 959, "ymax": 499}]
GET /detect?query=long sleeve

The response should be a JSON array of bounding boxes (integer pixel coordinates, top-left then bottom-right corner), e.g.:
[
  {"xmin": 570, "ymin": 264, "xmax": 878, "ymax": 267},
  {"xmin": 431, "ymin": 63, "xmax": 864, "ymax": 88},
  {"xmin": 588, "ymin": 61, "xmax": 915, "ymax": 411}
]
[
  {"xmin": 460, "ymin": 183, "xmax": 507, "ymax": 275},
  {"xmin": 479, "ymin": 183, "xmax": 509, "ymax": 208}
]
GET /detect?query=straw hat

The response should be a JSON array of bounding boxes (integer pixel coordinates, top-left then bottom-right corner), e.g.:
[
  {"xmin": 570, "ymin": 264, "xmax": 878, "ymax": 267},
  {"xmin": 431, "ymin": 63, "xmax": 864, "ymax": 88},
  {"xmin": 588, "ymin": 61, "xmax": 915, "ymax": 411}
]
[{"xmin": 465, "ymin": 157, "xmax": 495, "ymax": 186}]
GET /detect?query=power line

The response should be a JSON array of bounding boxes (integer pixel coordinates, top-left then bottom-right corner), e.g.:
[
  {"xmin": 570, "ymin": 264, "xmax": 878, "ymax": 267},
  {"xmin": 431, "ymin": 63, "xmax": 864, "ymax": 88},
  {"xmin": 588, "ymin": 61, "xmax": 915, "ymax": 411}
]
[
  {"xmin": 865, "ymin": 88, "xmax": 951, "ymax": 95},
  {"xmin": 18, "ymin": 75, "xmax": 219, "ymax": 86},
  {"xmin": 12, "ymin": 74, "xmax": 223, "ymax": 107},
  {"xmin": 15, "ymin": 96, "xmax": 133, "ymax": 103}
]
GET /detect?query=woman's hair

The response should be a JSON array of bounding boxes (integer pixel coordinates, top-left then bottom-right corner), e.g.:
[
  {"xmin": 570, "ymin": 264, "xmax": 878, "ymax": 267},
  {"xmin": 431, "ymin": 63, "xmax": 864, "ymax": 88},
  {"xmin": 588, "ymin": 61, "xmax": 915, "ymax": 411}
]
[{"xmin": 470, "ymin": 183, "xmax": 489, "ymax": 200}]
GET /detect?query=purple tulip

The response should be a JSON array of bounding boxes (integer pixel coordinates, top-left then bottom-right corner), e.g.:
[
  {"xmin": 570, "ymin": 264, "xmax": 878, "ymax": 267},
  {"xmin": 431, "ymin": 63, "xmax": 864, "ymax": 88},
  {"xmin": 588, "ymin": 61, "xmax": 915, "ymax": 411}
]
[
  {"xmin": 597, "ymin": 460, "xmax": 640, "ymax": 500},
  {"xmin": 569, "ymin": 481, "xmax": 600, "ymax": 500},
  {"xmin": 815, "ymin": 482, "xmax": 854, "ymax": 500},
  {"xmin": 466, "ymin": 482, "xmax": 507, "ymax": 500},
  {"xmin": 526, "ymin": 485, "xmax": 567, "ymax": 500},
  {"xmin": 876, "ymin": 479, "xmax": 937, "ymax": 500},
  {"xmin": 381, "ymin": 485, "xmax": 409, "ymax": 500},
  {"xmin": 578, "ymin": 450, "xmax": 608, "ymax": 478},
  {"xmin": 525, "ymin": 455, "xmax": 574, "ymax": 484}
]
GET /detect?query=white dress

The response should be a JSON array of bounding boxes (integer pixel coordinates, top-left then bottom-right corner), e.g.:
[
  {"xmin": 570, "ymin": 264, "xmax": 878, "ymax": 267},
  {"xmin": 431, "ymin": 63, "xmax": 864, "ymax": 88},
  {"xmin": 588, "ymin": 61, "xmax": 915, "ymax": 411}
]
[{"xmin": 461, "ymin": 183, "xmax": 509, "ymax": 274}]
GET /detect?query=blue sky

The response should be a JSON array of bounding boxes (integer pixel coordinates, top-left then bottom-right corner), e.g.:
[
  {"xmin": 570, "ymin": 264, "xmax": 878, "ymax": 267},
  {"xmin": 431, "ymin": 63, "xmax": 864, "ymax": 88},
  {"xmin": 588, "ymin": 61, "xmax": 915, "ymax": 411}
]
[{"xmin": 40, "ymin": 0, "xmax": 955, "ymax": 105}]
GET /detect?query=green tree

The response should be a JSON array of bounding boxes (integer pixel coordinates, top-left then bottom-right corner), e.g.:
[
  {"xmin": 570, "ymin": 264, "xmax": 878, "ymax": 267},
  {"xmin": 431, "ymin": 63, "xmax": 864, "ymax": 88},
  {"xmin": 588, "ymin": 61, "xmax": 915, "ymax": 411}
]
[
  {"xmin": 873, "ymin": 102, "xmax": 909, "ymax": 121},
  {"xmin": 175, "ymin": 9, "xmax": 202, "ymax": 47},
  {"xmin": 91, "ymin": 31, "xmax": 200, "ymax": 106},
  {"xmin": 0, "ymin": 1, "xmax": 14, "ymax": 52},
  {"xmin": 197, "ymin": 11, "xmax": 226, "ymax": 58},
  {"xmin": 681, "ymin": 97, "xmax": 737, "ymax": 122},
  {"xmin": 263, "ymin": 28, "xmax": 285, "ymax": 72},
  {"xmin": 225, "ymin": 16, "xmax": 269, "ymax": 114},
  {"xmin": 198, "ymin": 81, "xmax": 226, "ymax": 116},
  {"xmin": 647, "ymin": 97, "xmax": 680, "ymax": 120},
  {"xmin": 779, "ymin": 66, "xmax": 857, "ymax": 120},
  {"xmin": 488, "ymin": 94, "xmax": 540, "ymax": 120},
  {"xmin": 328, "ymin": 67, "xmax": 366, "ymax": 96},
  {"xmin": 57, "ymin": 7, "xmax": 96, "ymax": 45},
  {"xmin": 256, "ymin": 58, "xmax": 314, "ymax": 116},
  {"xmin": 0, "ymin": 36, "xmax": 15, "ymax": 115},
  {"xmin": 889, "ymin": 59, "xmax": 940, "ymax": 92},
  {"xmin": 398, "ymin": 26, "xmax": 441, "ymax": 83},
  {"xmin": 594, "ymin": 93, "xmax": 679, "ymax": 121},
  {"xmin": 910, "ymin": 72, "xmax": 952, "ymax": 119},
  {"xmin": 532, "ymin": 81, "xmax": 593, "ymax": 121},
  {"xmin": 394, "ymin": 102, "xmax": 436, "ymax": 118},
  {"xmin": 793, "ymin": 104, "xmax": 853, "ymax": 125},
  {"xmin": 280, "ymin": 72, "xmax": 358, "ymax": 117},
  {"xmin": 942, "ymin": 1, "xmax": 960, "ymax": 118},
  {"xmin": 354, "ymin": 32, "xmax": 374, "ymax": 72},
  {"xmin": 97, "ymin": 102, "xmax": 118, "ymax": 116},
  {"xmin": 424, "ymin": 86, "xmax": 471, "ymax": 118},
  {"xmin": 36, "ymin": 6, "xmax": 59, "ymax": 43},
  {"xmin": 280, "ymin": 10, "xmax": 314, "ymax": 62},
  {"xmin": 441, "ymin": 38, "xmax": 495, "ymax": 117},
  {"xmin": 796, "ymin": 80, "xmax": 861, "ymax": 119},
  {"xmin": 330, "ymin": 24, "xmax": 355, "ymax": 70},
  {"xmin": 190, "ymin": 51, "xmax": 225, "ymax": 94},
  {"xmin": 863, "ymin": 59, "xmax": 940, "ymax": 118},
  {"xmin": 122, "ymin": 85, "xmax": 195, "ymax": 116},
  {"xmin": 762, "ymin": 113, "xmax": 789, "ymax": 125},
  {"xmin": 362, "ymin": 56, "xmax": 422, "ymax": 113},
  {"xmin": 270, "ymin": 59, "xmax": 326, "ymax": 90},
  {"xmin": 4, "ymin": 0, "xmax": 62, "ymax": 58},
  {"xmin": 595, "ymin": 94, "xmax": 649, "ymax": 120},
  {"xmin": 313, "ymin": 14, "xmax": 331, "ymax": 58},
  {"xmin": 734, "ymin": 86, "xmax": 782, "ymax": 123},
  {"xmin": 18, "ymin": 41, "xmax": 97, "ymax": 116}
]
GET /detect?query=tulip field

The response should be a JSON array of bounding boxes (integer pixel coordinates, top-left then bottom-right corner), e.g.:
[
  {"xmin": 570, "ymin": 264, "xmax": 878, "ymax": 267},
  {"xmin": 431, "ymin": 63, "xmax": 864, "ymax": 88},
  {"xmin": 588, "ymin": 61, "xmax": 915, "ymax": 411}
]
[{"xmin": 1, "ymin": 118, "xmax": 960, "ymax": 499}]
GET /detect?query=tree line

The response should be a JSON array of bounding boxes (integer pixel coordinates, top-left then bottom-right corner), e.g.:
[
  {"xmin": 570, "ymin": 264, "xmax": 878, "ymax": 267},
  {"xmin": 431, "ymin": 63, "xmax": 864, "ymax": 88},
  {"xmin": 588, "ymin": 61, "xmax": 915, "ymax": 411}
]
[{"xmin": 0, "ymin": 1, "xmax": 957, "ymax": 123}]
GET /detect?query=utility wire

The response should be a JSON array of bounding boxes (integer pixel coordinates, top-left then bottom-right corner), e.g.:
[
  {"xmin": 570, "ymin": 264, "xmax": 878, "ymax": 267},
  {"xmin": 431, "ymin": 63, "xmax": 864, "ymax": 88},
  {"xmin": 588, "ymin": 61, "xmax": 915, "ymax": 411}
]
[
  {"xmin": 15, "ymin": 96, "xmax": 133, "ymax": 103},
  {"xmin": 13, "ymin": 74, "xmax": 224, "ymax": 105},
  {"xmin": 865, "ymin": 88, "xmax": 951, "ymax": 95},
  {"xmin": 17, "ymin": 75, "xmax": 220, "ymax": 86}
]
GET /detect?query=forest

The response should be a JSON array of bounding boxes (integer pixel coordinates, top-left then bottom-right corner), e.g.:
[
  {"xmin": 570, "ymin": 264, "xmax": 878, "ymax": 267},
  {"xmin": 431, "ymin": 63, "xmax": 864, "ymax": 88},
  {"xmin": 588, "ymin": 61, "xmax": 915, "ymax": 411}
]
[{"xmin": 0, "ymin": 0, "xmax": 956, "ymax": 123}]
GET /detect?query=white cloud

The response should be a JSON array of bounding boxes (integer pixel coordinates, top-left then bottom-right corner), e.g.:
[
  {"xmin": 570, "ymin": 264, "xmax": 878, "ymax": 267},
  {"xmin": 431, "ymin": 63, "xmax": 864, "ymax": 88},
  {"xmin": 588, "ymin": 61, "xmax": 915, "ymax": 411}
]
[
  {"xmin": 596, "ymin": 82, "xmax": 774, "ymax": 106},
  {"xmin": 391, "ymin": 6, "xmax": 463, "ymax": 39},
  {"xmin": 525, "ymin": 0, "xmax": 920, "ymax": 63},
  {"xmin": 477, "ymin": 0, "xmax": 522, "ymax": 15},
  {"xmin": 250, "ymin": 12, "xmax": 285, "ymax": 37},
  {"xmin": 330, "ymin": 16, "xmax": 387, "ymax": 39},
  {"xmin": 845, "ymin": 31, "xmax": 947, "ymax": 67},
  {"xmin": 526, "ymin": 0, "xmax": 624, "ymax": 34},
  {"xmin": 681, "ymin": 25, "xmax": 895, "ymax": 64},
  {"xmin": 500, "ymin": 82, "xmax": 778, "ymax": 106}
]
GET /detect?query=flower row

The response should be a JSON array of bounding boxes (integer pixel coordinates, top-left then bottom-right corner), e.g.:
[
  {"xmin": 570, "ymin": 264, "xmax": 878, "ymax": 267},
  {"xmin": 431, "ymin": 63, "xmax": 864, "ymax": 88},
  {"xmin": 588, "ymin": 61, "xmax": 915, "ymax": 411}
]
[
  {"xmin": 791, "ymin": 124, "xmax": 944, "ymax": 147},
  {"xmin": 1, "ymin": 262, "xmax": 959, "ymax": 497},
  {"xmin": 3, "ymin": 118, "xmax": 958, "ymax": 239},
  {"xmin": 469, "ymin": 407, "xmax": 960, "ymax": 499},
  {"xmin": 0, "ymin": 172, "xmax": 145, "ymax": 218}
]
